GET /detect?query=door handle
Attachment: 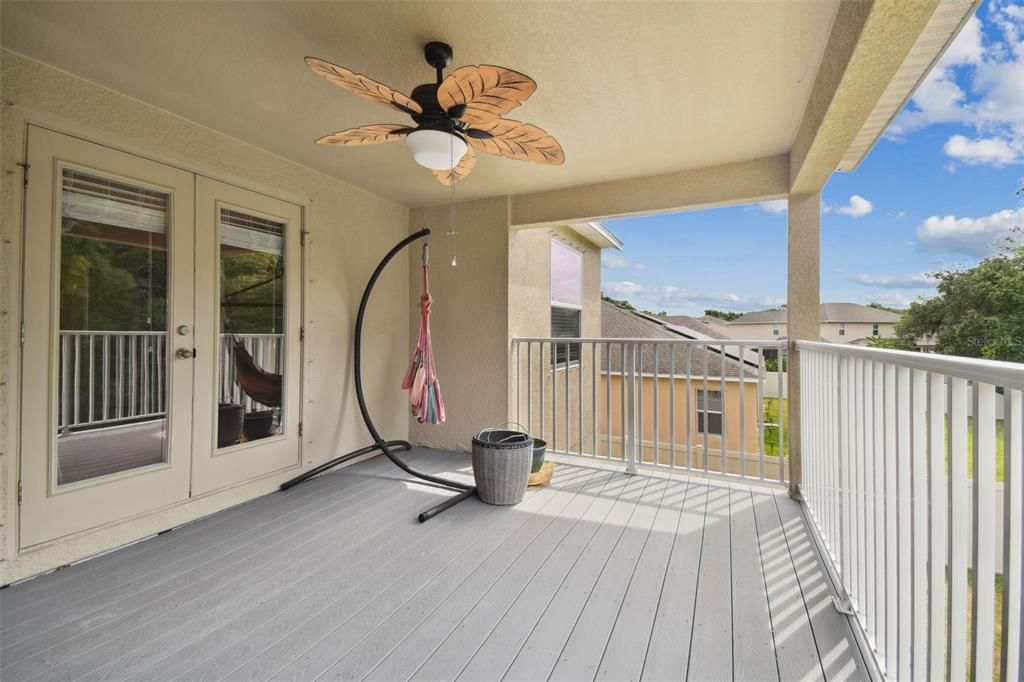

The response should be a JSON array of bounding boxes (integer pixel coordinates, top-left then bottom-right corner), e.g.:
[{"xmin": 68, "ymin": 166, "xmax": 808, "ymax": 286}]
[{"xmin": 175, "ymin": 348, "xmax": 195, "ymax": 360}]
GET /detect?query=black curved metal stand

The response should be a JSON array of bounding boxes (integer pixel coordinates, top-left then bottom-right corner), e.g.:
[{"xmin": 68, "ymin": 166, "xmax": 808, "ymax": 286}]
[{"xmin": 280, "ymin": 228, "xmax": 477, "ymax": 522}]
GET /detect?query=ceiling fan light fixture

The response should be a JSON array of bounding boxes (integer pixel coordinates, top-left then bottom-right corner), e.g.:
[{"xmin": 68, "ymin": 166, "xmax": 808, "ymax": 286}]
[{"xmin": 405, "ymin": 129, "xmax": 467, "ymax": 170}]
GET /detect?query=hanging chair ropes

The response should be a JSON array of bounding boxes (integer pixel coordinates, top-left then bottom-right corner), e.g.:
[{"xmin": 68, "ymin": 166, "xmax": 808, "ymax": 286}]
[
  {"xmin": 403, "ymin": 244, "xmax": 445, "ymax": 424},
  {"xmin": 280, "ymin": 228, "xmax": 476, "ymax": 522}
]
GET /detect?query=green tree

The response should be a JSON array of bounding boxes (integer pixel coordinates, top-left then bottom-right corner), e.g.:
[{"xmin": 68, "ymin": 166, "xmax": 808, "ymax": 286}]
[
  {"xmin": 896, "ymin": 237, "xmax": 1024, "ymax": 362},
  {"xmin": 703, "ymin": 308, "xmax": 742, "ymax": 321}
]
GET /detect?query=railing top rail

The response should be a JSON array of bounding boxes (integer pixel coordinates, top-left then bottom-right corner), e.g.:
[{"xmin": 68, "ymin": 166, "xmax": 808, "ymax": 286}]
[
  {"xmin": 512, "ymin": 336, "xmax": 786, "ymax": 348},
  {"xmin": 796, "ymin": 339, "xmax": 1024, "ymax": 390},
  {"xmin": 60, "ymin": 330, "xmax": 284, "ymax": 337}
]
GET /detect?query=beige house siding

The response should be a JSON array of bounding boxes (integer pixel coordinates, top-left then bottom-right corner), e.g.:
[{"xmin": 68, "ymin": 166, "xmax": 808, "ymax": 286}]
[
  {"xmin": 510, "ymin": 227, "xmax": 602, "ymax": 453},
  {"xmin": 1, "ymin": 53, "xmax": 410, "ymax": 582},
  {"xmin": 731, "ymin": 320, "xmax": 897, "ymax": 342},
  {"xmin": 600, "ymin": 375, "xmax": 781, "ymax": 479}
]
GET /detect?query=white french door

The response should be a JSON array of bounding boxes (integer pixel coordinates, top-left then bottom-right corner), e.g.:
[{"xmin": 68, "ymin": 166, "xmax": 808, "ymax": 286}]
[
  {"xmin": 190, "ymin": 177, "xmax": 302, "ymax": 494},
  {"xmin": 19, "ymin": 127, "xmax": 302, "ymax": 548}
]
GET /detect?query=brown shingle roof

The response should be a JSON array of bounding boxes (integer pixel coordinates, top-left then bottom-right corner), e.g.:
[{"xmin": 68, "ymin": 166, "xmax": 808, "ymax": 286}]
[{"xmin": 600, "ymin": 303, "xmax": 759, "ymax": 378}]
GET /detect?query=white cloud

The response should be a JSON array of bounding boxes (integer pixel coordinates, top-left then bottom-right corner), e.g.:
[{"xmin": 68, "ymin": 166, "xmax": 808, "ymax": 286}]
[
  {"xmin": 758, "ymin": 200, "xmax": 788, "ymax": 214},
  {"xmin": 850, "ymin": 273, "xmax": 938, "ymax": 288},
  {"xmin": 859, "ymin": 292, "xmax": 919, "ymax": 309},
  {"xmin": 825, "ymin": 195, "xmax": 874, "ymax": 217},
  {"xmin": 943, "ymin": 134, "xmax": 1022, "ymax": 166},
  {"xmin": 916, "ymin": 207, "xmax": 1024, "ymax": 256},
  {"xmin": 888, "ymin": 210, "xmax": 908, "ymax": 220},
  {"xmin": 887, "ymin": 11, "xmax": 1024, "ymax": 168},
  {"xmin": 603, "ymin": 280, "xmax": 784, "ymax": 313},
  {"xmin": 601, "ymin": 253, "xmax": 645, "ymax": 270}
]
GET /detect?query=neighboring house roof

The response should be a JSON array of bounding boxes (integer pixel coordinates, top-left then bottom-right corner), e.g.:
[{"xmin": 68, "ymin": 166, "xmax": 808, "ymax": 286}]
[
  {"xmin": 601, "ymin": 302, "xmax": 758, "ymax": 379},
  {"xmin": 659, "ymin": 315, "xmax": 731, "ymax": 340},
  {"xmin": 730, "ymin": 302, "xmax": 902, "ymax": 325}
]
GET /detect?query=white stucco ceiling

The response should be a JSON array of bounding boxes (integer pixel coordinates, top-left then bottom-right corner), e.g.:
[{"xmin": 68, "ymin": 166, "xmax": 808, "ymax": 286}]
[{"xmin": 2, "ymin": 1, "xmax": 840, "ymax": 208}]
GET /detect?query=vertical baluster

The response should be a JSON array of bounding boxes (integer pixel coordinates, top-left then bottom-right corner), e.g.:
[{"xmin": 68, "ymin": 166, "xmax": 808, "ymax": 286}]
[
  {"xmin": 897, "ymin": 365, "xmax": 912, "ymax": 681},
  {"xmin": 539, "ymin": 342, "xmax": 545, "ymax": 444},
  {"xmin": 739, "ymin": 344, "xmax": 745, "ymax": 478},
  {"xmin": 669, "ymin": 342, "xmax": 676, "ymax": 470},
  {"xmin": 552, "ymin": 341, "xmax": 557, "ymax": 452},
  {"xmin": 60, "ymin": 333, "xmax": 70, "ymax": 430},
  {"xmin": 128, "ymin": 335, "xmax": 137, "ymax": 417},
  {"xmin": 884, "ymin": 363, "xmax": 898, "ymax": 673},
  {"xmin": 872, "ymin": 360, "xmax": 886, "ymax": 662},
  {"xmin": 515, "ymin": 341, "xmax": 520, "ymax": 430},
  {"xmin": 637, "ymin": 343, "xmax": 644, "ymax": 466},
  {"xmin": 591, "ymin": 342, "xmax": 597, "ymax": 457},
  {"xmin": 565, "ymin": 341, "xmax": 570, "ymax": 454},
  {"xmin": 73, "ymin": 334, "xmax": 81, "ymax": 425},
  {"xmin": 703, "ymin": 346, "xmax": 709, "ymax": 473},
  {"xmin": 911, "ymin": 370, "xmax": 928, "ymax": 678},
  {"xmin": 578, "ymin": 340, "xmax": 584, "ymax": 456},
  {"xmin": 686, "ymin": 345, "xmax": 692, "ymax": 471},
  {"xmin": 970, "ymin": 382, "xmax": 996, "ymax": 682},
  {"xmin": 527, "ymin": 342, "xmax": 533, "ymax": 437},
  {"xmin": 779, "ymin": 346, "xmax": 786, "ymax": 483},
  {"xmin": 653, "ymin": 345, "xmax": 659, "ymax": 466},
  {"xmin": 605, "ymin": 341, "xmax": 612, "ymax": 458},
  {"xmin": 620, "ymin": 343, "xmax": 627, "ymax": 461},
  {"xmin": 857, "ymin": 359, "xmax": 867, "ymax": 614},
  {"xmin": 102, "ymin": 335, "xmax": 110, "ymax": 422},
  {"xmin": 116, "ymin": 335, "xmax": 124, "ymax": 420},
  {"xmin": 948, "ymin": 376, "xmax": 969, "ymax": 680},
  {"xmin": 757, "ymin": 347, "xmax": 765, "ymax": 482},
  {"xmin": 928, "ymin": 372, "xmax": 947, "ymax": 681},
  {"xmin": 720, "ymin": 343, "xmax": 727, "ymax": 476},
  {"xmin": 1000, "ymin": 388, "xmax": 1022, "ymax": 682},
  {"xmin": 87, "ymin": 334, "xmax": 95, "ymax": 423},
  {"xmin": 839, "ymin": 356, "xmax": 851, "ymax": 595}
]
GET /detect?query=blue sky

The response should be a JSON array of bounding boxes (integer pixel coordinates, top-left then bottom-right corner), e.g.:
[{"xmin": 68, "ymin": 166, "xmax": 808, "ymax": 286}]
[{"xmin": 602, "ymin": 0, "xmax": 1024, "ymax": 316}]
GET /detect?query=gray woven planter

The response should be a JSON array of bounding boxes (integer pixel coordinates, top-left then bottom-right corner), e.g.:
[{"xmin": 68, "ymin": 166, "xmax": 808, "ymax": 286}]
[{"xmin": 472, "ymin": 429, "xmax": 533, "ymax": 505}]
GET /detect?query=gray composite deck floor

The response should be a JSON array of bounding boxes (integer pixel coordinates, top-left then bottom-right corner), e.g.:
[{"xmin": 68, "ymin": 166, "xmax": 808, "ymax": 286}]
[{"xmin": 0, "ymin": 450, "xmax": 868, "ymax": 681}]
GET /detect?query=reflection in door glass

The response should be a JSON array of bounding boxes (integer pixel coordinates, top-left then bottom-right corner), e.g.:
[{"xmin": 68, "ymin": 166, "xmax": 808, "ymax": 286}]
[
  {"xmin": 58, "ymin": 168, "xmax": 169, "ymax": 484},
  {"xmin": 218, "ymin": 209, "xmax": 285, "ymax": 448}
]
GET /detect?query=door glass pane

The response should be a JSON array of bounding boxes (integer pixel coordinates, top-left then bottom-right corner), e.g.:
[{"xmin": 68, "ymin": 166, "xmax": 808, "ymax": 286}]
[
  {"xmin": 217, "ymin": 208, "xmax": 285, "ymax": 448},
  {"xmin": 58, "ymin": 168, "xmax": 169, "ymax": 484}
]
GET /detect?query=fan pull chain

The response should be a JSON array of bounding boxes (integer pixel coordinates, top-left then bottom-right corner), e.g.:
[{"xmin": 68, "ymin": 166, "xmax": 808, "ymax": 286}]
[{"xmin": 447, "ymin": 132, "xmax": 458, "ymax": 267}]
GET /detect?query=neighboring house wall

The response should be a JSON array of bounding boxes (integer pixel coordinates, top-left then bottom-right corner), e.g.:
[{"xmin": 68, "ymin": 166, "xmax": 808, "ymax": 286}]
[
  {"xmin": 1, "ymin": 52, "xmax": 411, "ymax": 581},
  {"xmin": 509, "ymin": 227, "xmax": 602, "ymax": 452},
  {"xmin": 820, "ymin": 321, "xmax": 895, "ymax": 342},
  {"xmin": 731, "ymin": 320, "xmax": 897, "ymax": 342},
  {"xmin": 600, "ymin": 375, "xmax": 777, "ymax": 478}
]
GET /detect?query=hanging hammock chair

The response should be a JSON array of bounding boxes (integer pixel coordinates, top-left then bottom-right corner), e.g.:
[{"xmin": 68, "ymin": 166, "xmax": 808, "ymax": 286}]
[
  {"xmin": 230, "ymin": 336, "xmax": 283, "ymax": 408},
  {"xmin": 403, "ymin": 245, "xmax": 445, "ymax": 424}
]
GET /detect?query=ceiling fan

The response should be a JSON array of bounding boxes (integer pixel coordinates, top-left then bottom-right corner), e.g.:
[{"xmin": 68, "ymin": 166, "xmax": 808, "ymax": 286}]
[{"xmin": 305, "ymin": 41, "xmax": 564, "ymax": 185}]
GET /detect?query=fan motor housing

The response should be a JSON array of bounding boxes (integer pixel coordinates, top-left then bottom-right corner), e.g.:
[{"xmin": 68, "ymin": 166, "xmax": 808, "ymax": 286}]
[{"xmin": 410, "ymin": 83, "xmax": 464, "ymax": 137}]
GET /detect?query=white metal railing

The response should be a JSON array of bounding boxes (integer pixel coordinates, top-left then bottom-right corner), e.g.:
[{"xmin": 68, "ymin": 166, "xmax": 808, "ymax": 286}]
[
  {"xmin": 58, "ymin": 331, "xmax": 283, "ymax": 430},
  {"xmin": 798, "ymin": 340, "xmax": 1022, "ymax": 681},
  {"xmin": 512, "ymin": 337, "xmax": 788, "ymax": 483}
]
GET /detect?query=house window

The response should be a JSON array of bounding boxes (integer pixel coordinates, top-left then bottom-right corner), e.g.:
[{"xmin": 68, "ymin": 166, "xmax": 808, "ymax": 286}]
[
  {"xmin": 839, "ymin": 323, "xmax": 846, "ymax": 336},
  {"xmin": 772, "ymin": 326, "xmax": 780, "ymax": 336},
  {"xmin": 872, "ymin": 323, "xmax": 880, "ymax": 336},
  {"xmin": 551, "ymin": 240, "xmax": 582, "ymax": 366},
  {"xmin": 696, "ymin": 389, "xmax": 723, "ymax": 435}
]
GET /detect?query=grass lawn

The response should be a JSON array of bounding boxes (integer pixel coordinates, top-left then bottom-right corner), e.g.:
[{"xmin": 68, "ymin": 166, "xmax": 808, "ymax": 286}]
[{"xmin": 761, "ymin": 398, "xmax": 1006, "ymax": 482}]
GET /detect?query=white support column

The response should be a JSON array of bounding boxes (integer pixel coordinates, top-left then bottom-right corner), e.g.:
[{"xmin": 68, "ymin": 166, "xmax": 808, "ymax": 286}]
[{"xmin": 787, "ymin": 191, "xmax": 821, "ymax": 497}]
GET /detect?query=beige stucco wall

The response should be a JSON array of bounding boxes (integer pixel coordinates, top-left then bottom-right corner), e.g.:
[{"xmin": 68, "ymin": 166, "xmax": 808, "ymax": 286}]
[
  {"xmin": 729, "ymin": 323, "xmax": 785, "ymax": 341},
  {"xmin": 509, "ymin": 226, "xmax": 601, "ymax": 452},
  {"xmin": 407, "ymin": 196, "xmax": 511, "ymax": 452},
  {"xmin": 1, "ymin": 51, "xmax": 410, "ymax": 582}
]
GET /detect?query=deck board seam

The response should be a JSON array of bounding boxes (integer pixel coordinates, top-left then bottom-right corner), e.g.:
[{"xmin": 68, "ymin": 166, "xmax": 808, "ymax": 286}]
[
  {"xmin": 682, "ymin": 481, "xmax": 710, "ymax": 682},
  {"xmin": 750, "ymin": 488, "xmax": 783, "ymax": 681}
]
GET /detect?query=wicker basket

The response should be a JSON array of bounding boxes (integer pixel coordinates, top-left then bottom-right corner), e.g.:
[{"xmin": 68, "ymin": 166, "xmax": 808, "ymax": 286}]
[{"xmin": 472, "ymin": 429, "xmax": 533, "ymax": 505}]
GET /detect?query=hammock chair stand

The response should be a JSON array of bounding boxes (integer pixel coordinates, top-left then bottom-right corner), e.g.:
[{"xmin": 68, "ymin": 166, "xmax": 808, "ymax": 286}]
[{"xmin": 280, "ymin": 228, "xmax": 476, "ymax": 522}]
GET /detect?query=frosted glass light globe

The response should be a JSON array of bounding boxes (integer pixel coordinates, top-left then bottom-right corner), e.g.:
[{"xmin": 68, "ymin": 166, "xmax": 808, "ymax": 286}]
[{"xmin": 405, "ymin": 129, "xmax": 468, "ymax": 170}]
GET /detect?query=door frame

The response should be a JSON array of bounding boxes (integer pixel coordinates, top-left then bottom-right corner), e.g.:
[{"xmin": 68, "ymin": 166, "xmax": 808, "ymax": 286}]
[{"xmin": 11, "ymin": 118, "xmax": 308, "ymax": 553}]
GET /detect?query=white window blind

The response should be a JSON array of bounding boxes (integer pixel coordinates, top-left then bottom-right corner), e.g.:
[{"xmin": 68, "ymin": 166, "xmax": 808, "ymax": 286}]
[
  {"xmin": 219, "ymin": 208, "xmax": 284, "ymax": 255},
  {"xmin": 61, "ymin": 168, "xmax": 168, "ymax": 234}
]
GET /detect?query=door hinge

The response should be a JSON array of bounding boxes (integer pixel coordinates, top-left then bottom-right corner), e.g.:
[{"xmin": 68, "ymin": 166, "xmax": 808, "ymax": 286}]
[
  {"xmin": 298, "ymin": 422, "xmax": 303, "ymax": 437},
  {"xmin": 20, "ymin": 321, "xmax": 25, "ymax": 347},
  {"xmin": 17, "ymin": 480, "xmax": 23, "ymax": 506},
  {"xmin": 16, "ymin": 161, "xmax": 29, "ymax": 187},
  {"xmin": 300, "ymin": 231, "xmax": 308, "ymax": 247},
  {"xmin": 299, "ymin": 327, "xmax": 305, "ymax": 342}
]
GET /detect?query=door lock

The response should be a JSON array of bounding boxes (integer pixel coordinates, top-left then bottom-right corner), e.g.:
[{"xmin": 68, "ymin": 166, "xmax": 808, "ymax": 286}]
[
  {"xmin": 175, "ymin": 348, "xmax": 195, "ymax": 360},
  {"xmin": 176, "ymin": 325, "xmax": 191, "ymax": 336}
]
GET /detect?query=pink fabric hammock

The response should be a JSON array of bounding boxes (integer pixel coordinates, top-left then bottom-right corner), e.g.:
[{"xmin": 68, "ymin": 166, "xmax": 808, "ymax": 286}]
[{"xmin": 402, "ymin": 254, "xmax": 445, "ymax": 424}]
